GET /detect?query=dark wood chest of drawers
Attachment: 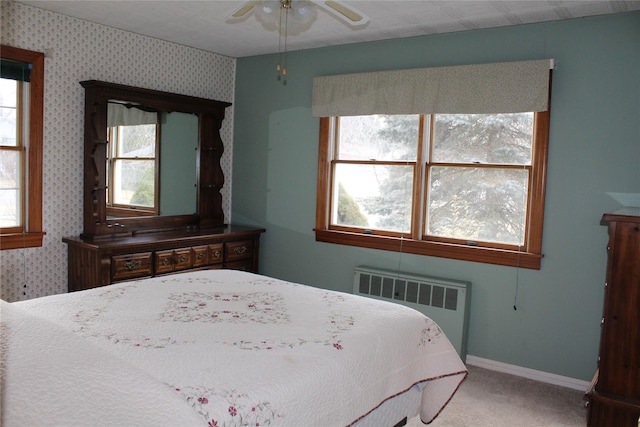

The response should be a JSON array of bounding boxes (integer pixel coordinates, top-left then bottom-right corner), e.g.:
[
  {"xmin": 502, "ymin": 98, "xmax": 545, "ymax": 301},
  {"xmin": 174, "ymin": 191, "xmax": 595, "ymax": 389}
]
[
  {"xmin": 63, "ymin": 225, "xmax": 264, "ymax": 292},
  {"xmin": 586, "ymin": 208, "xmax": 640, "ymax": 426}
]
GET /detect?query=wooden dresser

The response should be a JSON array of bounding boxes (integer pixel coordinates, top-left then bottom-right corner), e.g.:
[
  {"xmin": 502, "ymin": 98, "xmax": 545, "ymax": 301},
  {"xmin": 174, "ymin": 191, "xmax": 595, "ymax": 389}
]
[
  {"xmin": 68, "ymin": 82, "xmax": 266, "ymax": 293},
  {"xmin": 586, "ymin": 208, "xmax": 640, "ymax": 426},
  {"xmin": 64, "ymin": 225, "xmax": 264, "ymax": 292}
]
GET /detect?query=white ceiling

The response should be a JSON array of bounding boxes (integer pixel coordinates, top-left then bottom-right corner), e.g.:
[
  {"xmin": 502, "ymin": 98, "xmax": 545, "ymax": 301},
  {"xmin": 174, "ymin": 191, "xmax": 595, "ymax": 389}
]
[{"xmin": 16, "ymin": 1, "xmax": 640, "ymax": 58}]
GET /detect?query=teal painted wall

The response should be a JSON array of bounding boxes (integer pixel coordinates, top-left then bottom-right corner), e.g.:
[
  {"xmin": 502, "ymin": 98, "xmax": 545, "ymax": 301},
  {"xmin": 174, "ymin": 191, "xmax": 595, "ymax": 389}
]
[{"xmin": 233, "ymin": 12, "xmax": 640, "ymax": 381}]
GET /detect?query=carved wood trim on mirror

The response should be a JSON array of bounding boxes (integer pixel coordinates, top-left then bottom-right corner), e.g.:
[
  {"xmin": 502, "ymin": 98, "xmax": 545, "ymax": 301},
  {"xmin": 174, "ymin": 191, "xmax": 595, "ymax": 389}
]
[{"xmin": 80, "ymin": 80, "xmax": 231, "ymax": 240}]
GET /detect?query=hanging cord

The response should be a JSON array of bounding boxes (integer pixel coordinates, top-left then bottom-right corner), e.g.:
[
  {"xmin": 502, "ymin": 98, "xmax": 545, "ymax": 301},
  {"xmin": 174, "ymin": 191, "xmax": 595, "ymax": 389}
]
[
  {"xmin": 21, "ymin": 231, "xmax": 27, "ymax": 298},
  {"xmin": 513, "ymin": 257, "xmax": 520, "ymax": 310},
  {"xmin": 283, "ymin": 6, "xmax": 288, "ymax": 85},
  {"xmin": 396, "ymin": 232, "xmax": 405, "ymax": 274},
  {"xmin": 513, "ymin": 161, "xmax": 528, "ymax": 311},
  {"xmin": 276, "ymin": 4, "xmax": 288, "ymax": 85},
  {"xmin": 21, "ymin": 149, "xmax": 28, "ymax": 298},
  {"xmin": 396, "ymin": 160, "xmax": 413, "ymax": 274},
  {"xmin": 277, "ymin": 6, "xmax": 283, "ymax": 78}
]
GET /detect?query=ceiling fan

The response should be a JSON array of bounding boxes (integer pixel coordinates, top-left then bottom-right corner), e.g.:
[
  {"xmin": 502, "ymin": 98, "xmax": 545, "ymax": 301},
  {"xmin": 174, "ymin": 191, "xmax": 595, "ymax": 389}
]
[
  {"xmin": 225, "ymin": 0, "xmax": 370, "ymax": 31},
  {"xmin": 226, "ymin": 0, "xmax": 369, "ymax": 83}
]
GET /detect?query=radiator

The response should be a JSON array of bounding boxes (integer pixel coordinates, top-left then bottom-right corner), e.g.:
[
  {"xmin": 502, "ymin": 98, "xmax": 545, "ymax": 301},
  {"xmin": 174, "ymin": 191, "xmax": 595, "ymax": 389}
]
[{"xmin": 353, "ymin": 266, "xmax": 471, "ymax": 362}]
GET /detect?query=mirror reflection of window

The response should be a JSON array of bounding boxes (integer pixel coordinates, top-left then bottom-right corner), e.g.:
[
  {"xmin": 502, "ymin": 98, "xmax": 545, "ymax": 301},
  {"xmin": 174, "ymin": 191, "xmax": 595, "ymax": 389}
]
[
  {"xmin": 108, "ymin": 124, "xmax": 159, "ymax": 211},
  {"xmin": 106, "ymin": 102, "xmax": 160, "ymax": 217}
]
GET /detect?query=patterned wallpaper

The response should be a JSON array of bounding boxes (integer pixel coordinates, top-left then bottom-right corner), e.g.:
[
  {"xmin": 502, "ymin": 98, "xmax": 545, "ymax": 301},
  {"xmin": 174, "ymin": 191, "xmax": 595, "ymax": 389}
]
[{"xmin": 0, "ymin": 1, "xmax": 236, "ymax": 301}]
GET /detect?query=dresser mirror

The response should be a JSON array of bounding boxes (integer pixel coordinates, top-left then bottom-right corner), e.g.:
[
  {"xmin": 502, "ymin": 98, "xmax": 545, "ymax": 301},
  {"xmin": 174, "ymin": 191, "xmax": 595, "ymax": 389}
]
[
  {"xmin": 81, "ymin": 80, "xmax": 231, "ymax": 240},
  {"xmin": 105, "ymin": 105, "xmax": 198, "ymax": 219}
]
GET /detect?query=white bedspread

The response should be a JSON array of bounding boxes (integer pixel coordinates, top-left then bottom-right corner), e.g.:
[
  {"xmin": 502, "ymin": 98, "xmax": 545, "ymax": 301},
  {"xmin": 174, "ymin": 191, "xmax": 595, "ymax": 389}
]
[
  {"xmin": 5, "ymin": 269, "xmax": 466, "ymax": 427},
  {"xmin": 1, "ymin": 300, "xmax": 204, "ymax": 427}
]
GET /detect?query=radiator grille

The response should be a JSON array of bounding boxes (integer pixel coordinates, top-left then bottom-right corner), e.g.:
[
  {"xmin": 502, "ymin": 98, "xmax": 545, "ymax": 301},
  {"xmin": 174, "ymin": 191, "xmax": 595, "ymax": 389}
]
[{"xmin": 354, "ymin": 266, "xmax": 471, "ymax": 361}]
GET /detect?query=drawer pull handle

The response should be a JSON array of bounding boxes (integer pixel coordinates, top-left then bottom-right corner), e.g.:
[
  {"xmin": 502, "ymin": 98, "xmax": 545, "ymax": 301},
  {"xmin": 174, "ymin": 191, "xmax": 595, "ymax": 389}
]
[
  {"xmin": 234, "ymin": 246, "xmax": 247, "ymax": 255},
  {"xmin": 180, "ymin": 255, "xmax": 187, "ymax": 262},
  {"xmin": 213, "ymin": 250, "xmax": 221, "ymax": 258},
  {"xmin": 198, "ymin": 253, "xmax": 205, "ymax": 259},
  {"xmin": 162, "ymin": 258, "xmax": 169, "ymax": 266},
  {"xmin": 125, "ymin": 260, "xmax": 142, "ymax": 271}
]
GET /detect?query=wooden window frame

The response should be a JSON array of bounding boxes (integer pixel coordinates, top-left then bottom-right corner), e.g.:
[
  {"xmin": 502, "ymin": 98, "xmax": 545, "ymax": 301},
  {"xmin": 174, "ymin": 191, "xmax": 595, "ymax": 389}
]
[
  {"xmin": 315, "ymin": 110, "xmax": 550, "ymax": 270},
  {"xmin": 0, "ymin": 45, "xmax": 45, "ymax": 250}
]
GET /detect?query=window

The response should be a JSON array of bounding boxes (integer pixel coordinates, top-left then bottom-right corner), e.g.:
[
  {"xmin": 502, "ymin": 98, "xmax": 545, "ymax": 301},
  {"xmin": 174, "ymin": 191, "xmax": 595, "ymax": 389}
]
[
  {"xmin": 0, "ymin": 78, "xmax": 23, "ymax": 229},
  {"xmin": 106, "ymin": 122, "xmax": 160, "ymax": 217},
  {"xmin": 0, "ymin": 45, "xmax": 44, "ymax": 250},
  {"xmin": 316, "ymin": 110, "xmax": 550, "ymax": 269}
]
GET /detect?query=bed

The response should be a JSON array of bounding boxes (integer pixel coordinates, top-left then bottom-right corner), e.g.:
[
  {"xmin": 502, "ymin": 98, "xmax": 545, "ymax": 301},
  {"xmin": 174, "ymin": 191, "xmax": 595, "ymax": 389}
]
[{"xmin": 1, "ymin": 269, "xmax": 467, "ymax": 426}]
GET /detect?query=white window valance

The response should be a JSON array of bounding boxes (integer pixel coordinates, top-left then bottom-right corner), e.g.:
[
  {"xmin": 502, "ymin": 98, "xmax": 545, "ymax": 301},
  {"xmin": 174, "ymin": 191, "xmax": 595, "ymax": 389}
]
[
  {"xmin": 312, "ymin": 59, "xmax": 554, "ymax": 117},
  {"xmin": 107, "ymin": 102, "xmax": 159, "ymax": 127}
]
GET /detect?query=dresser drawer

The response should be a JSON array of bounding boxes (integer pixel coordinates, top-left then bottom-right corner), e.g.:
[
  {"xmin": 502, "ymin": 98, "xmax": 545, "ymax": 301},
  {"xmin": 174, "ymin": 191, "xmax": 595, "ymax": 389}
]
[
  {"xmin": 174, "ymin": 248, "xmax": 193, "ymax": 271},
  {"xmin": 155, "ymin": 250, "xmax": 175, "ymax": 274},
  {"xmin": 192, "ymin": 245, "xmax": 209, "ymax": 267},
  {"xmin": 225, "ymin": 240, "xmax": 253, "ymax": 262},
  {"xmin": 112, "ymin": 252, "xmax": 153, "ymax": 281},
  {"xmin": 209, "ymin": 243, "xmax": 224, "ymax": 265},
  {"xmin": 156, "ymin": 248, "xmax": 194, "ymax": 274}
]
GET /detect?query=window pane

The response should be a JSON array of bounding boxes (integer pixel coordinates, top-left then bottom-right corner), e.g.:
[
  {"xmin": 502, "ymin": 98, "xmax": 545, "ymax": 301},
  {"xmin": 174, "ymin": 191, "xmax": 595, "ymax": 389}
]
[
  {"xmin": 338, "ymin": 115, "xmax": 419, "ymax": 161},
  {"xmin": 432, "ymin": 113, "xmax": 533, "ymax": 165},
  {"xmin": 0, "ymin": 149, "xmax": 21, "ymax": 226},
  {"xmin": 0, "ymin": 78, "xmax": 18, "ymax": 147},
  {"xmin": 426, "ymin": 166, "xmax": 528, "ymax": 245},
  {"xmin": 333, "ymin": 163, "xmax": 413, "ymax": 233},
  {"xmin": 113, "ymin": 159, "xmax": 155, "ymax": 207},
  {"xmin": 0, "ymin": 107, "xmax": 17, "ymax": 146},
  {"xmin": 117, "ymin": 124, "xmax": 156, "ymax": 157},
  {"xmin": 0, "ymin": 79, "xmax": 17, "ymax": 107}
]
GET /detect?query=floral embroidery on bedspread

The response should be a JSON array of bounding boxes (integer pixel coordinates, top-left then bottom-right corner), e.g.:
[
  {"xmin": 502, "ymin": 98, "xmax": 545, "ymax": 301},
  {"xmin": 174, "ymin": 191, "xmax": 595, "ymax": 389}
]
[
  {"xmin": 70, "ymin": 283, "xmax": 356, "ymax": 351},
  {"xmin": 157, "ymin": 287, "xmax": 355, "ymax": 351},
  {"xmin": 160, "ymin": 292, "xmax": 290, "ymax": 324},
  {"xmin": 96, "ymin": 283, "xmax": 139, "ymax": 301},
  {"xmin": 173, "ymin": 385, "xmax": 283, "ymax": 427},
  {"xmin": 72, "ymin": 306, "xmax": 179, "ymax": 348},
  {"xmin": 418, "ymin": 318, "xmax": 444, "ymax": 347},
  {"xmin": 71, "ymin": 284, "xmax": 180, "ymax": 348},
  {"xmin": 227, "ymin": 308, "xmax": 354, "ymax": 351},
  {"xmin": 221, "ymin": 290, "xmax": 354, "ymax": 351}
]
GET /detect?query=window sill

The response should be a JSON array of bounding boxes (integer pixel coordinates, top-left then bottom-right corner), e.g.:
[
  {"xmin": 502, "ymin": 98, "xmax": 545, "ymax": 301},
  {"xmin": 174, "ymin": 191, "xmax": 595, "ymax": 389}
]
[
  {"xmin": 0, "ymin": 232, "xmax": 46, "ymax": 250},
  {"xmin": 315, "ymin": 229, "xmax": 542, "ymax": 270}
]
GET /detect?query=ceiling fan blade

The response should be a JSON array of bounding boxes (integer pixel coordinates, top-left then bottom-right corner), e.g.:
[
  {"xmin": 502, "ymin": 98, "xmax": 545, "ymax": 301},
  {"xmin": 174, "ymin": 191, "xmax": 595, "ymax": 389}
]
[
  {"xmin": 226, "ymin": 1, "xmax": 259, "ymax": 22},
  {"xmin": 320, "ymin": 0, "xmax": 369, "ymax": 26}
]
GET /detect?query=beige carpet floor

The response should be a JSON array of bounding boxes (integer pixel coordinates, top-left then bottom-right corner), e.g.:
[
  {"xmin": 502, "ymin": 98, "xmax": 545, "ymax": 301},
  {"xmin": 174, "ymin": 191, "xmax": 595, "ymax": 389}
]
[{"xmin": 408, "ymin": 365, "xmax": 588, "ymax": 426}]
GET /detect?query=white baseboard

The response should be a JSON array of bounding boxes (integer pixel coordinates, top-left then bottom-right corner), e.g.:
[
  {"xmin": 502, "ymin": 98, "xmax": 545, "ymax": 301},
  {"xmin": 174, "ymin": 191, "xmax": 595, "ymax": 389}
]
[{"xmin": 466, "ymin": 355, "xmax": 590, "ymax": 392}]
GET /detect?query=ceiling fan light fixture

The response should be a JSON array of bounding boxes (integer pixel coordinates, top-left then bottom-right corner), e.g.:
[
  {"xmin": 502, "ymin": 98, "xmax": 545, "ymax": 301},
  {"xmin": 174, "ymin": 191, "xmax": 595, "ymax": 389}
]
[
  {"xmin": 226, "ymin": 0, "xmax": 369, "ymax": 28},
  {"xmin": 254, "ymin": 0, "xmax": 318, "ymax": 35},
  {"xmin": 254, "ymin": 0, "xmax": 280, "ymax": 30},
  {"xmin": 291, "ymin": 1, "xmax": 317, "ymax": 27},
  {"xmin": 227, "ymin": 0, "xmax": 367, "ymax": 84}
]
